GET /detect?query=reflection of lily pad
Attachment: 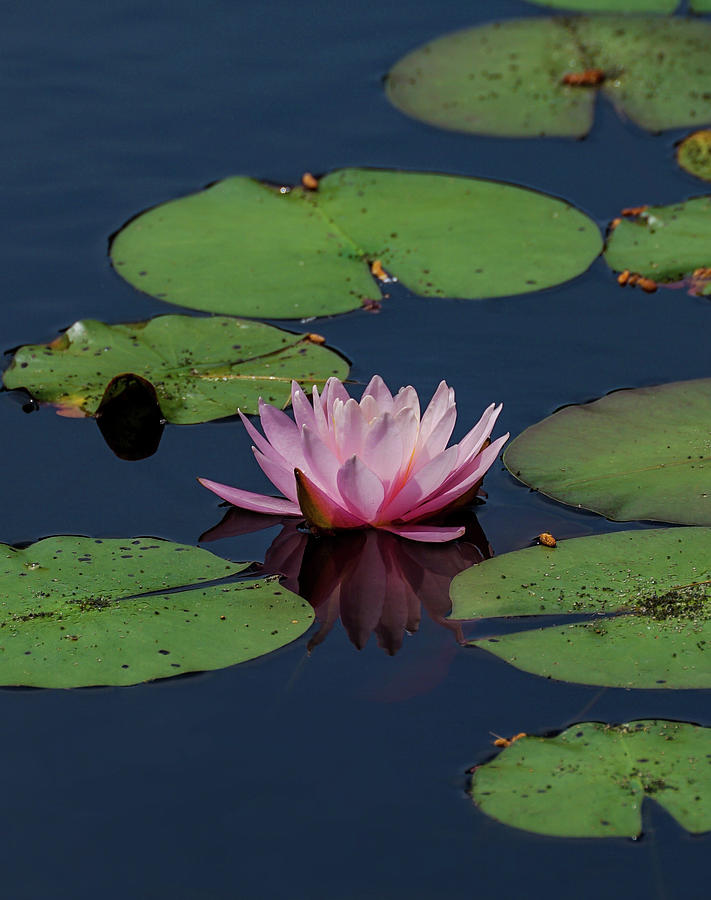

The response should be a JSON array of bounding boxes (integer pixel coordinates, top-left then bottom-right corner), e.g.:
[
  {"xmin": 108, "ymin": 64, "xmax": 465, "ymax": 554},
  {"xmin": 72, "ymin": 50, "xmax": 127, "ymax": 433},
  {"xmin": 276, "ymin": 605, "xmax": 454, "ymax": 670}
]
[
  {"xmin": 504, "ymin": 378, "xmax": 711, "ymax": 525},
  {"xmin": 472, "ymin": 721, "xmax": 711, "ymax": 838},
  {"xmin": 0, "ymin": 536, "xmax": 313, "ymax": 687},
  {"xmin": 605, "ymin": 197, "xmax": 711, "ymax": 294},
  {"xmin": 2, "ymin": 316, "xmax": 348, "ymax": 423},
  {"xmin": 110, "ymin": 169, "xmax": 602, "ymax": 316},
  {"xmin": 677, "ymin": 131, "xmax": 711, "ymax": 183},
  {"xmin": 386, "ymin": 16, "xmax": 711, "ymax": 138},
  {"xmin": 450, "ymin": 527, "xmax": 711, "ymax": 688}
]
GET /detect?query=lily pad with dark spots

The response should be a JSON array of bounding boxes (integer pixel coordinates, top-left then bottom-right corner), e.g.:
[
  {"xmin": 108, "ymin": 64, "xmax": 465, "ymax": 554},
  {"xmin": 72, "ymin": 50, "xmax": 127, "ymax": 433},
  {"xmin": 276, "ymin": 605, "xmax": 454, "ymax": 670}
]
[
  {"xmin": 503, "ymin": 378, "xmax": 711, "ymax": 525},
  {"xmin": 450, "ymin": 527, "xmax": 711, "ymax": 688},
  {"xmin": 386, "ymin": 16, "xmax": 711, "ymax": 138},
  {"xmin": 110, "ymin": 168, "xmax": 602, "ymax": 316},
  {"xmin": 472, "ymin": 720, "xmax": 711, "ymax": 838},
  {"xmin": 2, "ymin": 315, "xmax": 348, "ymax": 423},
  {"xmin": 605, "ymin": 197, "xmax": 711, "ymax": 294},
  {"xmin": 0, "ymin": 536, "xmax": 313, "ymax": 688}
]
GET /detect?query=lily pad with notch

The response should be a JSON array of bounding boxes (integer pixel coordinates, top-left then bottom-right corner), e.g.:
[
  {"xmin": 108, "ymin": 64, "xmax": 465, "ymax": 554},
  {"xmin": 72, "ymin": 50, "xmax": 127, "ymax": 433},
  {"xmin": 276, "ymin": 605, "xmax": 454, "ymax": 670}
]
[
  {"xmin": 110, "ymin": 168, "xmax": 602, "ymax": 316},
  {"xmin": 605, "ymin": 197, "xmax": 711, "ymax": 295},
  {"xmin": 471, "ymin": 720, "xmax": 711, "ymax": 838},
  {"xmin": 2, "ymin": 315, "xmax": 349, "ymax": 424},
  {"xmin": 503, "ymin": 377, "xmax": 711, "ymax": 525},
  {"xmin": 385, "ymin": 16, "xmax": 711, "ymax": 138},
  {"xmin": 450, "ymin": 527, "xmax": 711, "ymax": 688},
  {"xmin": 0, "ymin": 536, "xmax": 313, "ymax": 688}
]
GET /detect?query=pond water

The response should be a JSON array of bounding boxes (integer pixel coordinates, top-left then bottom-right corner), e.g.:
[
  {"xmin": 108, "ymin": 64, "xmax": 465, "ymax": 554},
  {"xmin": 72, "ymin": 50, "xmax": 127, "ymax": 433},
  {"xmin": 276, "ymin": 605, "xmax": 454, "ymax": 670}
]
[{"xmin": 3, "ymin": 0, "xmax": 710, "ymax": 897}]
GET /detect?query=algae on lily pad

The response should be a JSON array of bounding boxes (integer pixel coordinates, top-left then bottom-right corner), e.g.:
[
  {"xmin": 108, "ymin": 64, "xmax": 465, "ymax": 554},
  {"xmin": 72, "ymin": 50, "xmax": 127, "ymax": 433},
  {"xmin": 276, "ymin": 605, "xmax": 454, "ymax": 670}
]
[
  {"xmin": 0, "ymin": 536, "xmax": 313, "ymax": 687},
  {"xmin": 386, "ymin": 16, "xmax": 711, "ymax": 138},
  {"xmin": 450, "ymin": 527, "xmax": 711, "ymax": 688},
  {"xmin": 677, "ymin": 132, "xmax": 711, "ymax": 183},
  {"xmin": 605, "ymin": 197, "xmax": 711, "ymax": 294},
  {"xmin": 504, "ymin": 378, "xmax": 711, "ymax": 525},
  {"xmin": 110, "ymin": 168, "xmax": 602, "ymax": 316},
  {"xmin": 472, "ymin": 721, "xmax": 711, "ymax": 838},
  {"xmin": 2, "ymin": 315, "xmax": 348, "ymax": 424}
]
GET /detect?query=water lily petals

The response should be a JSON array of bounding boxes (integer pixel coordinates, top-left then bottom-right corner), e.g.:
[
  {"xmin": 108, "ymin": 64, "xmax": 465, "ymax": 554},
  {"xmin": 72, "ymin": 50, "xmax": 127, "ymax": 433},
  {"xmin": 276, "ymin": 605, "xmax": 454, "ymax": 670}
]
[
  {"xmin": 392, "ymin": 385, "xmax": 420, "ymax": 421},
  {"xmin": 291, "ymin": 381, "xmax": 316, "ymax": 431},
  {"xmin": 362, "ymin": 413, "xmax": 404, "ymax": 487},
  {"xmin": 295, "ymin": 468, "xmax": 365, "ymax": 529},
  {"xmin": 197, "ymin": 477, "xmax": 301, "ymax": 516},
  {"xmin": 418, "ymin": 381, "xmax": 455, "ymax": 449},
  {"xmin": 362, "ymin": 374, "xmax": 394, "ymax": 413},
  {"xmin": 333, "ymin": 397, "xmax": 366, "ymax": 461},
  {"xmin": 238, "ymin": 409, "xmax": 278, "ymax": 460},
  {"xmin": 416, "ymin": 402, "xmax": 457, "ymax": 467},
  {"xmin": 201, "ymin": 375, "xmax": 506, "ymax": 543},
  {"xmin": 394, "ymin": 406, "xmax": 420, "ymax": 471},
  {"xmin": 258, "ymin": 401, "xmax": 306, "ymax": 467},
  {"xmin": 383, "ymin": 445, "xmax": 460, "ymax": 520},
  {"xmin": 301, "ymin": 424, "xmax": 341, "ymax": 495},
  {"xmin": 323, "ymin": 376, "xmax": 349, "ymax": 423},
  {"xmin": 381, "ymin": 523, "xmax": 466, "ymax": 543},
  {"xmin": 455, "ymin": 403, "xmax": 501, "ymax": 468},
  {"xmin": 403, "ymin": 433, "xmax": 508, "ymax": 521},
  {"xmin": 311, "ymin": 385, "xmax": 331, "ymax": 443},
  {"xmin": 252, "ymin": 448, "xmax": 299, "ymax": 502},
  {"xmin": 337, "ymin": 456, "xmax": 386, "ymax": 520}
]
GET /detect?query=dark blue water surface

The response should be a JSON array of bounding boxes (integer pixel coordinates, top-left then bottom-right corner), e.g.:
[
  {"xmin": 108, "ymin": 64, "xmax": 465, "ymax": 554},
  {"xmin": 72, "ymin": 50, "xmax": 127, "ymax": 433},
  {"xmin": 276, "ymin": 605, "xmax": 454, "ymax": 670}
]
[{"xmin": 3, "ymin": 1, "xmax": 710, "ymax": 897}]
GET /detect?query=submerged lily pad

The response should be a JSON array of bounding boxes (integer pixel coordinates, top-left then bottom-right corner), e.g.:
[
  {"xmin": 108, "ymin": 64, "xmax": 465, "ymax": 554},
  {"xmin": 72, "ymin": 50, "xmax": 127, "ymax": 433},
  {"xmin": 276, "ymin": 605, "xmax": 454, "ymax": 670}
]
[
  {"xmin": 605, "ymin": 197, "xmax": 711, "ymax": 294},
  {"xmin": 677, "ymin": 132, "xmax": 711, "ymax": 182},
  {"xmin": 0, "ymin": 536, "xmax": 312, "ymax": 688},
  {"xmin": 386, "ymin": 16, "xmax": 711, "ymax": 138},
  {"xmin": 472, "ymin": 721, "xmax": 711, "ymax": 838},
  {"xmin": 110, "ymin": 169, "xmax": 602, "ymax": 316},
  {"xmin": 450, "ymin": 527, "xmax": 711, "ymax": 688},
  {"xmin": 2, "ymin": 315, "xmax": 348, "ymax": 423},
  {"xmin": 504, "ymin": 378, "xmax": 711, "ymax": 525}
]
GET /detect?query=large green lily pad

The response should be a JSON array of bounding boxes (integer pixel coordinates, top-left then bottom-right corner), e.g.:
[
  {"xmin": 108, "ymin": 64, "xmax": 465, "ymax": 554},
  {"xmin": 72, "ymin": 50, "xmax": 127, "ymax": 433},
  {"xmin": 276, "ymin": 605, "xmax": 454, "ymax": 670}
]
[
  {"xmin": 386, "ymin": 16, "xmax": 711, "ymax": 138},
  {"xmin": 110, "ymin": 169, "xmax": 602, "ymax": 316},
  {"xmin": 2, "ymin": 315, "xmax": 348, "ymax": 423},
  {"xmin": 605, "ymin": 197, "xmax": 711, "ymax": 294},
  {"xmin": 504, "ymin": 378, "xmax": 711, "ymax": 525},
  {"xmin": 472, "ymin": 721, "xmax": 711, "ymax": 838},
  {"xmin": 450, "ymin": 527, "xmax": 711, "ymax": 688},
  {"xmin": 0, "ymin": 536, "xmax": 313, "ymax": 687}
]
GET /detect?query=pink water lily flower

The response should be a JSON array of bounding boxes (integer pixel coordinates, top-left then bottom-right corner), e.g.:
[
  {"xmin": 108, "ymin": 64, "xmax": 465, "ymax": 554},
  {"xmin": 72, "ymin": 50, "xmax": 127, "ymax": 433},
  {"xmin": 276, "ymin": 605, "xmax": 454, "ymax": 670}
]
[{"xmin": 199, "ymin": 376, "xmax": 508, "ymax": 543}]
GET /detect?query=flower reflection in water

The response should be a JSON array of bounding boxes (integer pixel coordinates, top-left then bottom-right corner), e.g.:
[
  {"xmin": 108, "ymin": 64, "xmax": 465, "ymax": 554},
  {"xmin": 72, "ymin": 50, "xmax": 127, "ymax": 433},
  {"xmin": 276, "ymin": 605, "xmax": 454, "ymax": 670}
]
[{"xmin": 201, "ymin": 509, "xmax": 491, "ymax": 656}]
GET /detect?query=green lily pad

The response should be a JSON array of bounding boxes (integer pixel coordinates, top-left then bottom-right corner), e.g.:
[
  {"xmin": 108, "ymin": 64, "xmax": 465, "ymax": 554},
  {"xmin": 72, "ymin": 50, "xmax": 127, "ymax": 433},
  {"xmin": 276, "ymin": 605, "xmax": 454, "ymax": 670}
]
[
  {"xmin": 524, "ymin": 0, "xmax": 677, "ymax": 11},
  {"xmin": 605, "ymin": 197, "xmax": 711, "ymax": 294},
  {"xmin": 386, "ymin": 16, "xmax": 711, "ymax": 138},
  {"xmin": 450, "ymin": 527, "xmax": 711, "ymax": 688},
  {"xmin": 472, "ymin": 721, "xmax": 711, "ymax": 838},
  {"xmin": 110, "ymin": 169, "xmax": 602, "ymax": 315},
  {"xmin": 677, "ymin": 131, "xmax": 711, "ymax": 183},
  {"xmin": 2, "ymin": 315, "xmax": 348, "ymax": 424},
  {"xmin": 0, "ymin": 536, "xmax": 313, "ymax": 688},
  {"xmin": 503, "ymin": 378, "xmax": 711, "ymax": 525}
]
